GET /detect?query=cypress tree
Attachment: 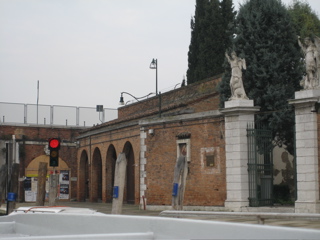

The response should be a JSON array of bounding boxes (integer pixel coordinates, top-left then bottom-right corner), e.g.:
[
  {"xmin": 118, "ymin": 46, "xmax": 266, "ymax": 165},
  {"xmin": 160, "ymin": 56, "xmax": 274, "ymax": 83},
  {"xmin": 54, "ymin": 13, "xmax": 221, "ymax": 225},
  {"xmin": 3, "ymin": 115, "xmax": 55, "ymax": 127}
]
[
  {"xmin": 198, "ymin": 0, "xmax": 222, "ymax": 79},
  {"xmin": 219, "ymin": 0, "xmax": 303, "ymax": 154},
  {"xmin": 220, "ymin": 0, "xmax": 237, "ymax": 51},
  {"xmin": 187, "ymin": 0, "xmax": 236, "ymax": 84},
  {"xmin": 187, "ymin": 0, "xmax": 207, "ymax": 84}
]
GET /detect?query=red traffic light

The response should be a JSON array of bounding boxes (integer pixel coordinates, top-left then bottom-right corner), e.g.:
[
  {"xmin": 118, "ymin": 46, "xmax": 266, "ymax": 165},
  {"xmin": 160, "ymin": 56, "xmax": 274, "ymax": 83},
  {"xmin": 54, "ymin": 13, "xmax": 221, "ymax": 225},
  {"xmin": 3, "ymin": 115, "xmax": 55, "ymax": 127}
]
[{"xmin": 49, "ymin": 138, "xmax": 60, "ymax": 149}]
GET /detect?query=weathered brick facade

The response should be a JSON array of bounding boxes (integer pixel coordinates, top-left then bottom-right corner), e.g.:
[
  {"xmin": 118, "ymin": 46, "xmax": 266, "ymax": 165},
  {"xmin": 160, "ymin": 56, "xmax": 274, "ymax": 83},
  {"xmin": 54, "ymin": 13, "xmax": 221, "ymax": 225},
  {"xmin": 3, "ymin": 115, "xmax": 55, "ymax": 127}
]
[
  {"xmin": 77, "ymin": 76, "xmax": 226, "ymax": 207},
  {"xmin": 0, "ymin": 76, "xmax": 226, "ymax": 207},
  {"xmin": 117, "ymin": 76, "xmax": 221, "ymax": 120},
  {"xmin": 77, "ymin": 123, "xmax": 141, "ymax": 203},
  {"xmin": 141, "ymin": 114, "xmax": 226, "ymax": 206}
]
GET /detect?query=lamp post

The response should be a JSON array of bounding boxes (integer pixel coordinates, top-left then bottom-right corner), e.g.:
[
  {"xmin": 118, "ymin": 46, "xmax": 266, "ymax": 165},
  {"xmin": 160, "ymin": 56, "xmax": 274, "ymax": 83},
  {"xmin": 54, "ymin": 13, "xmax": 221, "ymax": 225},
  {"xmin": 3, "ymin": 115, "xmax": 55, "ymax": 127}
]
[
  {"xmin": 119, "ymin": 92, "xmax": 155, "ymax": 105},
  {"xmin": 149, "ymin": 58, "xmax": 158, "ymax": 95},
  {"xmin": 119, "ymin": 91, "xmax": 162, "ymax": 118}
]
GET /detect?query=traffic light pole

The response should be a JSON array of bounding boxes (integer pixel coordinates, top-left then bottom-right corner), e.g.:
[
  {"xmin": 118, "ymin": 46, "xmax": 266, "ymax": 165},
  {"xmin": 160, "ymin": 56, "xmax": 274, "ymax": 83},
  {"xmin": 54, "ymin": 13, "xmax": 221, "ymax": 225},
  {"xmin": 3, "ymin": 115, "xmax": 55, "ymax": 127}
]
[{"xmin": 48, "ymin": 138, "xmax": 60, "ymax": 206}]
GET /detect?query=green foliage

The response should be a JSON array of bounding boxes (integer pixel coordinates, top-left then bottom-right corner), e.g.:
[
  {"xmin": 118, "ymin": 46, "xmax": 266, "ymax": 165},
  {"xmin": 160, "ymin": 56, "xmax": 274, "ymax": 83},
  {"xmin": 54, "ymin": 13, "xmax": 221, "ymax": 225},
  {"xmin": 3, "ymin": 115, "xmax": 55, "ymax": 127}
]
[
  {"xmin": 219, "ymin": 0, "xmax": 303, "ymax": 154},
  {"xmin": 287, "ymin": 0, "xmax": 320, "ymax": 38},
  {"xmin": 187, "ymin": 0, "xmax": 207, "ymax": 84},
  {"xmin": 187, "ymin": 0, "xmax": 236, "ymax": 84}
]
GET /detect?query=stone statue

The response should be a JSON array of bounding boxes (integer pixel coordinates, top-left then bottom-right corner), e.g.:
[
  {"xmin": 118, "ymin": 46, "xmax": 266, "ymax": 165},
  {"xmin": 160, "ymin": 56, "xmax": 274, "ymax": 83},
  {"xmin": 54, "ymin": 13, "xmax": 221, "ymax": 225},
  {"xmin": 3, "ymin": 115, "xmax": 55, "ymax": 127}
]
[
  {"xmin": 225, "ymin": 51, "xmax": 249, "ymax": 100},
  {"xmin": 298, "ymin": 36, "xmax": 320, "ymax": 89}
]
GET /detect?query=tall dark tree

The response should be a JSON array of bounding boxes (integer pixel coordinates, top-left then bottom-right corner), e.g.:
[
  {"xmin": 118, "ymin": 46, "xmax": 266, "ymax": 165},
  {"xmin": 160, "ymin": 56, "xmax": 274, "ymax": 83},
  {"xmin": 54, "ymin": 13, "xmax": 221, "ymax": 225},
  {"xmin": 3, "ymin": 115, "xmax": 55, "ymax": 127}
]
[
  {"xmin": 187, "ymin": 0, "xmax": 236, "ymax": 84},
  {"xmin": 187, "ymin": 0, "xmax": 207, "ymax": 85},
  {"xmin": 220, "ymin": 0, "xmax": 237, "ymax": 50},
  {"xmin": 219, "ymin": 0, "xmax": 303, "ymax": 154}
]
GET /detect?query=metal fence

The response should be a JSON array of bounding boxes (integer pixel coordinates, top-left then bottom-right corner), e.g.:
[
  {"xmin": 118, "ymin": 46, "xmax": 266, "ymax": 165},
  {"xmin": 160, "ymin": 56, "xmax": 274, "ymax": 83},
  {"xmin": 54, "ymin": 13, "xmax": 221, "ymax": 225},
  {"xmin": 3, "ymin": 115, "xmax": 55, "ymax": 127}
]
[
  {"xmin": 247, "ymin": 123, "xmax": 274, "ymax": 207},
  {"xmin": 0, "ymin": 102, "xmax": 117, "ymax": 127}
]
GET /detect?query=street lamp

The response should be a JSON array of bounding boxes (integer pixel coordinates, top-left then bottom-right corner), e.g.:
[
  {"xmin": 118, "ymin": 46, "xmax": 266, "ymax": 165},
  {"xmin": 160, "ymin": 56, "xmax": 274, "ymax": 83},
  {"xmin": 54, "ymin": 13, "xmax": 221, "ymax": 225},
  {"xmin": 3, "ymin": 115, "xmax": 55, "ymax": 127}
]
[
  {"xmin": 149, "ymin": 58, "xmax": 158, "ymax": 95},
  {"xmin": 119, "ymin": 91, "xmax": 162, "ymax": 118},
  {"xmin": 119, "ymin": 92, "xmax": 155, "ymax": 105}
]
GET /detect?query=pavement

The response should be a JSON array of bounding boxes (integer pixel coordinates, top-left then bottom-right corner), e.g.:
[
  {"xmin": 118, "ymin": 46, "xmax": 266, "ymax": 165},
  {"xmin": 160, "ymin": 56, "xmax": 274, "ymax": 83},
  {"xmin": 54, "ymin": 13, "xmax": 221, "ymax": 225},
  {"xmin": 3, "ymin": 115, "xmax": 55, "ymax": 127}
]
[{"xmin": 2, "ymin": 201, "xmax": 320, "ymax": 230}]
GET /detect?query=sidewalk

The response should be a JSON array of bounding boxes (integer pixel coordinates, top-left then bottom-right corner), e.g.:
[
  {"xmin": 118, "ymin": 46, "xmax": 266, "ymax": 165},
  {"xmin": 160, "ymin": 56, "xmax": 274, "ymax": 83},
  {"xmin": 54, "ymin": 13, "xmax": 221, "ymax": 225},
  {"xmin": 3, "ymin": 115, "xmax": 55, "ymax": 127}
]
[{"xmin": 3, "ymin": 201, "xmax": 320, "ymax": 230}]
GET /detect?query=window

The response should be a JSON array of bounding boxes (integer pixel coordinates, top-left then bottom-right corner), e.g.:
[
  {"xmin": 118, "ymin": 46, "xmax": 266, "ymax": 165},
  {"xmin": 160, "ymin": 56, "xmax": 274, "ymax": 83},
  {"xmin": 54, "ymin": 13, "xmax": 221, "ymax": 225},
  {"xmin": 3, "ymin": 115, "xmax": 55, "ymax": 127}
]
[
  {"xmin": 176, "ymin": 139, "xmax": 191, "ymax": 163},
  {"xmin": 206, "ymin": 154, "xmax": 215, "ymax": 167},
  {"xmin": 200, "ymin": 147, "xmax": 221, "ymax": 174}
]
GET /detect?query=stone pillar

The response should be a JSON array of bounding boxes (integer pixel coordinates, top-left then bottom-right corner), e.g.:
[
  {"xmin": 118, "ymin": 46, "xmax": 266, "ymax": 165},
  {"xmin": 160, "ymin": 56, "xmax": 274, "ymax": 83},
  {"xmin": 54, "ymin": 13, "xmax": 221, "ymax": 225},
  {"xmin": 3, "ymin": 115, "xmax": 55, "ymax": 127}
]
[
  {"xmin": 111, "ymin": 153, "xmax": 127, "ymax": 214},
  {"xmin": 139, "ymin": 127, "xmax": 147, "ymax": 210},
  {"xmin": 48, "ymin": 174, "xmax": 58, "ymax": 206},
  {"xmin": 289, "ymin": 90, "xmax": 320, "ymax": 213},
  {"xmin": 220, "ymin": 99, "xmax": 259, "ymax": 211},
  {"xmin": 36, "ymin": 162, "xmax": 48, "ymax": 206}
]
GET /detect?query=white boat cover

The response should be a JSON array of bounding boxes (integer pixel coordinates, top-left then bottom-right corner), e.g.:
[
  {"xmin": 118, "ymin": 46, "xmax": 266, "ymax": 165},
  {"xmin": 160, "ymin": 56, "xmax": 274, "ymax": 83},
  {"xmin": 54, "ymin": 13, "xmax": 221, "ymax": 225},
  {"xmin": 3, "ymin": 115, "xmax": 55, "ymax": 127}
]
[{"xmin": 0, "ymin": 207, "xmax": 320, "ymax": 239}]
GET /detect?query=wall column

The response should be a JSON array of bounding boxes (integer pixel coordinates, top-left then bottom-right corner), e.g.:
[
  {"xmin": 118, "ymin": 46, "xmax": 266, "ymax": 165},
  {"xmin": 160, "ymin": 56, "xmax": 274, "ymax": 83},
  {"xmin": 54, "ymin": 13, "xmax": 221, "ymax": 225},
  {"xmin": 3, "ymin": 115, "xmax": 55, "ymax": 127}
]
[
  {"xmin": 289, "ymin": 90, "xmax": 320, "ymax": 213},
  {"xmin": 220, "ymin": 99, "xmax": 259, "ymax": 211},
  {"xmin": 139, "ymin": 127, "xmax": 147, "ymax": 209}
]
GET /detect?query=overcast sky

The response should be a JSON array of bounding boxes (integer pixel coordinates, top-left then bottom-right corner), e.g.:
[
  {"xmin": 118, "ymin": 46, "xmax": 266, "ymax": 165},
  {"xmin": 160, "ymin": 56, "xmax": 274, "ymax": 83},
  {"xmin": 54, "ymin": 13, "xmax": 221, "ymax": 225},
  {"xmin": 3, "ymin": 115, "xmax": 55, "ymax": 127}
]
[{"xmin": 1, "ymin": 0, "xmax": 319, "ymax": 110}]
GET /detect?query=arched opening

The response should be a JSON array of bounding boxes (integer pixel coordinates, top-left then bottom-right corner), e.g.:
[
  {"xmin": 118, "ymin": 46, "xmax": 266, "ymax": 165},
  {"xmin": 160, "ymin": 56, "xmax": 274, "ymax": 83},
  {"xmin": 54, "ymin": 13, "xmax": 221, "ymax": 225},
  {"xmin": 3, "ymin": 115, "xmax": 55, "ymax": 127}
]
[
  {"xmin": 78, "ymin": 150, "xmax": 89, "ymax": 201},
  {"xmin": 106, "ymin": 145, "xmax": 117, "ymax": 202},
  {"xmin": 25, "ymin": 155, "xmax": 70, "ymax": 202},
  {"xmin": 91, "ymin": 147, "xmax": 102, "ymax": 202},
  {"xmin": 123, "ymin": 141, "xmax": 135, "ymax": 204}
]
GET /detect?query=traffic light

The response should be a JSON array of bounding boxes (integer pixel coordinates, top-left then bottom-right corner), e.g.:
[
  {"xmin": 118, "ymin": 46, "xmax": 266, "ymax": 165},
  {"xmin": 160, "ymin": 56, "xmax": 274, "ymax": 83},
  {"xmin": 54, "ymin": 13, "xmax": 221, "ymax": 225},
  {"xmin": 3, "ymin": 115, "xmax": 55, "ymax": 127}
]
[{"xmin": 48, "ymin": 138, "xmax": 60, "ymax": 167}]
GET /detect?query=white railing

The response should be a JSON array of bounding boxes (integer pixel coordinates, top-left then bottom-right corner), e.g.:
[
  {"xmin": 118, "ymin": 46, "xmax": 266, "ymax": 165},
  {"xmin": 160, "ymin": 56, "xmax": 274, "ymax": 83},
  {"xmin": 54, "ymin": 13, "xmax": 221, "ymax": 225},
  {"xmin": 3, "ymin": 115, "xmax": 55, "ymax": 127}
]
[{"xmin": 0, "ymin": 102, "xmax": 117, "ymax": 127}]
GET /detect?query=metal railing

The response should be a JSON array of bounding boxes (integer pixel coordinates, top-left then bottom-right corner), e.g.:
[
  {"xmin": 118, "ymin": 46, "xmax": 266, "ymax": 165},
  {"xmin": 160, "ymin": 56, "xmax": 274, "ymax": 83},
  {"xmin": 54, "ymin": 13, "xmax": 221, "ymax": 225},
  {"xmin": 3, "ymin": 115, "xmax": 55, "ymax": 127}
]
[{"xmin": 0, "ymin": 102, "xmax": 117, "ymax": 127}]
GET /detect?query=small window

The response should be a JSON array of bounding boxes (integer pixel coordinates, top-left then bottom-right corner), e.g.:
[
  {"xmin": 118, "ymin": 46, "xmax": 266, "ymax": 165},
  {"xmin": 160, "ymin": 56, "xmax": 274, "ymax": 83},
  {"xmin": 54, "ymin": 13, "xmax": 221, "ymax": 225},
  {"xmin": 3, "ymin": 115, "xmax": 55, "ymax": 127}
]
[
  {"xmin": 179, "ymin": 143, "xmax": 187, "ymax": 157},
  {"xmin": 206, "ymin": 155, "xmax": 214, "ymax": 167}
]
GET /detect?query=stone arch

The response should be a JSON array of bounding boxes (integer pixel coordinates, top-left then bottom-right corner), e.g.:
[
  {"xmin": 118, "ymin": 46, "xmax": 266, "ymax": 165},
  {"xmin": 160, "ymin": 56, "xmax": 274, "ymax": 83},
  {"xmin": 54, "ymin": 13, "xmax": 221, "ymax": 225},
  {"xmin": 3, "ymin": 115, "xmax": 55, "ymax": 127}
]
[
  {"xmin": 91, "ymin": 147, "xmax": 102, "ymax": 202},
  {"xmin": 78, "ymin": 150, "xmax": 89, "ymax": 201},
  {"xmin": 123, "ymin": 141, "xmax": 135, "ymax": 204},
  {"xmin": 26, "ymin": 155, "xmax": 69, "ymax": 176},
  {"xmin": 25, "ymin": 155, "xmax": 70, "ymax": 202},
  {"xmin": 106, "ymin": 144, "xmax": 117, "ymax": 202}
]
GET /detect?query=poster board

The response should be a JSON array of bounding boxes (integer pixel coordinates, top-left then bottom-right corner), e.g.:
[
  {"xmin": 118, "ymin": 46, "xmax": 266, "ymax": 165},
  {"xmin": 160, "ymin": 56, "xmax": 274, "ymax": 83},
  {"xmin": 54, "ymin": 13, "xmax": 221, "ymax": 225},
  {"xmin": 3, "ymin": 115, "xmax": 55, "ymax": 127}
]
[
  {"xmin": 58, "ymin": 170, "xmax": 70, "ymax": 199},
  {"xmin": 24, "ymin": 170, "xmax": 70, "ymax": 202}
]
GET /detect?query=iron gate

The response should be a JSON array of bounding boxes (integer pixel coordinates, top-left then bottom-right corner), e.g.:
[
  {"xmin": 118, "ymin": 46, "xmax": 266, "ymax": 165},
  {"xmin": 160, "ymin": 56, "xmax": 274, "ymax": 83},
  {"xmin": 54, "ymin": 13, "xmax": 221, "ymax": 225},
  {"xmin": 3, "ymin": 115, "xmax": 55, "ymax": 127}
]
[{"xmin": 247, "ymin": 123, "xmax": 274, "ymax": 207}]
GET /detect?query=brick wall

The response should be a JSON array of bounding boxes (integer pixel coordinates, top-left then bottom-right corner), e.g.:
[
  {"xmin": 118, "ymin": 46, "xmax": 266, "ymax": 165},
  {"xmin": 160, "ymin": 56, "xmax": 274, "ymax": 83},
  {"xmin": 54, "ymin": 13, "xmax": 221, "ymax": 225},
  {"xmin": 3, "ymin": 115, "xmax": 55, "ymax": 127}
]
[
  {"xmin": 143, "ymin": 114, "xmax": 226, "ymax": 206},
  {"xmin": 1, "ymin": 76, "xmax": 225, "ymax": 206},
  {"xmin": 117, "ymin": 76, "xmax": 222, "ymax": 120},
  {"xmin": 77, "ymin": 124, "xmax": 141, "ymax": 203},
  {"xmin": 76, "ymin": 76, "xmax": 225, "ymax": 206}
]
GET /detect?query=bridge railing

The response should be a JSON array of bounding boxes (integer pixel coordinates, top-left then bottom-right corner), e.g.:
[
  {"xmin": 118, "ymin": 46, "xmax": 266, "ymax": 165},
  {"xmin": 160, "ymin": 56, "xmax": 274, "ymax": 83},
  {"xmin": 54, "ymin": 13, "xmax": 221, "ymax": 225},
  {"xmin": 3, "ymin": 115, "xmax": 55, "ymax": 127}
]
[{"xmin": 0, "ymin": 102, "xmax": 117, "ymax": 127}]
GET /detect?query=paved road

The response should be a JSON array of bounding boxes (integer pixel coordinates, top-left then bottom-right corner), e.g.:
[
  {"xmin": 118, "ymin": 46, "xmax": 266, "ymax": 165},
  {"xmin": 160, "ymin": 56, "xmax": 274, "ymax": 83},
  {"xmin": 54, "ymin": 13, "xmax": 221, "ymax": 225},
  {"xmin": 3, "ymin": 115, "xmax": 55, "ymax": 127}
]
[{"xmin": 5, "ymin": 201, "xmax": 320, "ymax": 230}]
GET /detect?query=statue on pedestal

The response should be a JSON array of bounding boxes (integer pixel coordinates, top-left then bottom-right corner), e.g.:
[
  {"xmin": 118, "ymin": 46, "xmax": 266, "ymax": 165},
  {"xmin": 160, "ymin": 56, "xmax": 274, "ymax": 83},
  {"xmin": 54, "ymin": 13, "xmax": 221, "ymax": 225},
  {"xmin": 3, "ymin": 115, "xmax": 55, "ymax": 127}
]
[
  {"xmin": 298, "ymin": 36, "xmax": 320, "ymax": 89},
  {"xmin": 225, "ymin": 51, "xmax": 249, "ymax": 100}
]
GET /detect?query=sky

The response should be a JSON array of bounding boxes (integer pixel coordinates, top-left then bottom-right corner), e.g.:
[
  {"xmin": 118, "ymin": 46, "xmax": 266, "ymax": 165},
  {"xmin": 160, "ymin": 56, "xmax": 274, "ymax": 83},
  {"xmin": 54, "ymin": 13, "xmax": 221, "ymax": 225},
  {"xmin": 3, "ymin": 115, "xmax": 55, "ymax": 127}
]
[{"xmin": 1, "ymin": 0, "xmax": 320, "ymax": 111}]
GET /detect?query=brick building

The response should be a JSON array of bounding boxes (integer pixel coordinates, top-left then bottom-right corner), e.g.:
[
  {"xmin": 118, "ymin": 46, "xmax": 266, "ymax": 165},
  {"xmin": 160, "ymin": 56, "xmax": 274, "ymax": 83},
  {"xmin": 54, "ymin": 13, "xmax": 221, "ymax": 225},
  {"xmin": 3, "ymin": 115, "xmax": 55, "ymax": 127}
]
[
  {"xmin": 1, "ymin": 75, "xmax": 319, "ymax": 213},
  {"xmin": 76, "ymin": 76, "xmax": 226, "ymax": 207}
]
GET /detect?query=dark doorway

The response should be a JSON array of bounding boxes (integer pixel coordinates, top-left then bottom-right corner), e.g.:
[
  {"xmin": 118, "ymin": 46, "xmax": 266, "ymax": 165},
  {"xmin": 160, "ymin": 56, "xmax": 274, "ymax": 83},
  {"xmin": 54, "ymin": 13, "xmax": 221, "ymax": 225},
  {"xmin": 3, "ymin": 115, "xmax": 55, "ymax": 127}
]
[
  {"xmin": 106, "ymin": 145, "xmax": 117, "ymax": 202},
  {"xmin": 79, "ymin": 150, "xmax": 89, "ymax": 201},
  {"xmin": 92, "ymin": 147, "xmax": 102, "ymax": 202},
  {"xmin": 123, "ymin": 142, "xmax": 135, "ymax": 204}
]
